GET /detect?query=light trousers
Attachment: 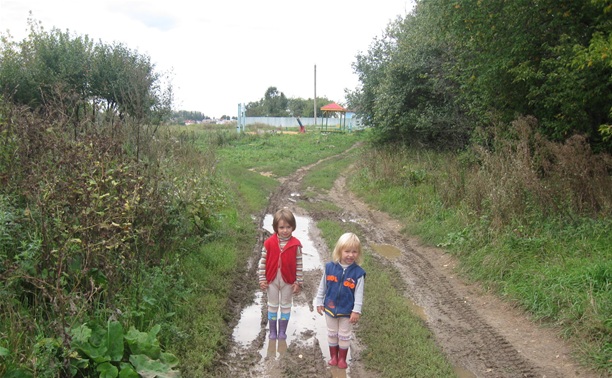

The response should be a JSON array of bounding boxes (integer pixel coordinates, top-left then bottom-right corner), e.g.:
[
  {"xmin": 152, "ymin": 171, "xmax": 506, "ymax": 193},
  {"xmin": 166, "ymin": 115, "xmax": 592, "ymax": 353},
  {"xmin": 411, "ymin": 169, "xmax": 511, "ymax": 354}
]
[
  {"xmin": 325, "ymin": 314, "xmax": 352, "ymax": 349},
  {"xmin": 267, "ymin": 269, "xmax": 293, "ymax": 315}
]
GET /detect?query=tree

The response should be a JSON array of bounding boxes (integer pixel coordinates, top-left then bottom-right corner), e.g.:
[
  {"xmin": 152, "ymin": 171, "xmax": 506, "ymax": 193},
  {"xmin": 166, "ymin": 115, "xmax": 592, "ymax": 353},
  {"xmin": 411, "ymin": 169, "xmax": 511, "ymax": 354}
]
[
  {"xmin": 245, "ymin": 86, "xmax": 288, "ymax": 116},
  {"xmin": 349, "ymin": 0, "xmax": 612, "ymax": 151},
  {"xmin": 0, "ymin": 17, "xmax": 95, "ymax": 138},
  {"xmin": 0, "ymin": 16, "xmax": 173, "ymax": 144},
  {"xmin": 350, "ymin": 8, "xmax": 472, "ymax": 148}
]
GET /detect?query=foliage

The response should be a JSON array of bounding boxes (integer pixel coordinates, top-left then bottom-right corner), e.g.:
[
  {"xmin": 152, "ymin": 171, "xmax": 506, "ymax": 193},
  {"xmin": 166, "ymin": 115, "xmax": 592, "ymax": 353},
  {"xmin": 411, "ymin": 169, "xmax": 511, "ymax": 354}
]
[
  {"xmin": 0, "ymin": 19, "xmax": 222, "ymax": 376},
  {"xmin": 245, "ymin": 87, "xmax": 288, "ymax": 117},
  {"xmin": 349, "ymin": 0, "xmax": 612, "ymax": 152},
  {"xmin": 0, "ymin": 16, "xmax": 173, "ymax": 142},
  {"xmin": 171, "ymin": 110, "xmax": 211, "ymax": 124},
  {"xmin": 70, "ymin": 321, "xmax": 179, "ymax": 377}
]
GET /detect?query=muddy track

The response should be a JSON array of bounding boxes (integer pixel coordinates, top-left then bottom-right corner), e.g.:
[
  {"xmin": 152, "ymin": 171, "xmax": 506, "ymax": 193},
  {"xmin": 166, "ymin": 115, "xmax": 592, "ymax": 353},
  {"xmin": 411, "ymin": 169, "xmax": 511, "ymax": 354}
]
[{"xmin": 215, "ymin": 147, "xmax": 598, "ymax": 378}]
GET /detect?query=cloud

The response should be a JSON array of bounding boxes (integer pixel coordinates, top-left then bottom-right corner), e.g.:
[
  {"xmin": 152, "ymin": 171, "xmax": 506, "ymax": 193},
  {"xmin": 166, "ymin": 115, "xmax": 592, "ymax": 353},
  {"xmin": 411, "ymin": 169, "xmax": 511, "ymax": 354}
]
[{"xmin": 108, "ymin": 1, "xmax": 178, "ymax": 32}]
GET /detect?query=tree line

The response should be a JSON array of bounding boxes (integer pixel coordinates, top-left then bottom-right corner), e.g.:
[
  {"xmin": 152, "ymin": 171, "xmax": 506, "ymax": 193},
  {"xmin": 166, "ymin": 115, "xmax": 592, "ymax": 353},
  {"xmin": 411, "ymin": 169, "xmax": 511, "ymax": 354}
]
[
  {"xmin": 348, "ymin": 0, "xmax": 612, "ymax": 152},
  {"xmin": 245, "ymin": 86, "xmax": 335, "ymax": 118}
]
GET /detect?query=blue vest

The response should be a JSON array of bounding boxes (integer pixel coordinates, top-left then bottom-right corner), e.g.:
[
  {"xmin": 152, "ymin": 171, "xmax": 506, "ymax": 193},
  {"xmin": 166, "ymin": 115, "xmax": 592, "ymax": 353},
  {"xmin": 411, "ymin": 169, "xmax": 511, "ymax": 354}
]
[{"xmin": 323, "ymin": 261, "xmax": 366, "ymax": 318}]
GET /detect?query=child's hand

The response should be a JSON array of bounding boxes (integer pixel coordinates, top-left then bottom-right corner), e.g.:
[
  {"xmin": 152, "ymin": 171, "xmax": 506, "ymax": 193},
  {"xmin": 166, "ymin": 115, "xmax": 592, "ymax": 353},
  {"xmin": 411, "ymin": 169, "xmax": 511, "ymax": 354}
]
[
  {"xmin": 259, "ymin": 281, "xmax": 268, "ymax": 290},
  {"xmin": 349, "ymin": 312, "xmax": 361, "ymax": 324},
  {"xmin": 292, "ymin": 283, "xmax": 302, "ymax": 294},
  {"xmin": 316, "ymin": 305, "xmax": 325, "ymax": 315}
]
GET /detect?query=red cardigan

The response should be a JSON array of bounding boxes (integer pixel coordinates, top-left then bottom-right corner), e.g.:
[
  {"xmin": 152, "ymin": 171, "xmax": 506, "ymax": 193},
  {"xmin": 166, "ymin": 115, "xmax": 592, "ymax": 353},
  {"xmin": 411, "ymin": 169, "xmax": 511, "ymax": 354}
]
[{"xmin": 263, "ymin": 234, "xmax": 302, "ymax": 284}]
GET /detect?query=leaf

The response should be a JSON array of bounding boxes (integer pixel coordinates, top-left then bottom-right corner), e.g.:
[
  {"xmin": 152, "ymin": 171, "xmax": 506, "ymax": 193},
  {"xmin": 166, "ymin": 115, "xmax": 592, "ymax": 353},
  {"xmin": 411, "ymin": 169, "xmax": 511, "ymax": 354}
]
[
  {"xmin": 96, "ymin": 362, "xmax": 119, "ymax": 378},
  {"xmin": 124, "ymin": 325, "xmax": 161, "ymax": 358},
  {"xmin": 129, "ymin": 354, "xmax": 169, "ymax": 377},
  {"xmin": 118, "ymin": 363, "xmax": 140, "ymax": 378},
  {"xmin": 70, "ymin": 323, "xmax": 93, "ymax": 343},
  {"xmin": 70, "ymin": 356, "xmax": 90, "ymax": 370},
  {"xmin": 107, "ymin": 320, "xmax": 125, "ymax": 362},
  {"xmin": 0, "ymin": 346, "xmax": 10, "ymax": 357},
  {"xmin": 159, "ymin": 352, "xmax": 179, "ymax": 368},
  {"xmin": 70, "ymin": 323, "xmax": 110, "ymax": 363}
]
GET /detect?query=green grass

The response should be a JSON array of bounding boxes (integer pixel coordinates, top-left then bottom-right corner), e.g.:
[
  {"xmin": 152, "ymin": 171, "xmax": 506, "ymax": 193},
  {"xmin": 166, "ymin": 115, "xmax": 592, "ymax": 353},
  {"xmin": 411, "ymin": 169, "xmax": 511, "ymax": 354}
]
[
  {"xmin": 216, "ymin": 131, "xmax": 362, "ymax": 177},
  {"xmin": 301, "ymin": 144, "xmax": 363, "ymax": 192},
  {"xmin": 219, "ymin": 163, "xmax": 278, "ymax": 213},
  {"xmin": 360, "ymin": 258, "xmax": 456, "ymax": 377}
]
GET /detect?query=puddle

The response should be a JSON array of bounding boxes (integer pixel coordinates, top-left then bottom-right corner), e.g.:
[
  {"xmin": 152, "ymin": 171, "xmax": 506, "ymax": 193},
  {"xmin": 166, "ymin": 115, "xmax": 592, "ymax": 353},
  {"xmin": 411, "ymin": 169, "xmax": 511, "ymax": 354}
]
[
  {"xmin": 454, "ymin": 365, "xmax": 477, "ymax": 378},
  {"xmin": 232, "ymin": 291, "xmax": 264, "ymax": 346},
  {"xmin": 406, "ymin": 298, "xmax": 428, "ymax": 322},
  {"xmin": 369, "ymin": 242, "xmax": 402, "ymax": 259},
  {"xmin": 233, "ymin": 213, "xmax": 354, "ymax": 374}
]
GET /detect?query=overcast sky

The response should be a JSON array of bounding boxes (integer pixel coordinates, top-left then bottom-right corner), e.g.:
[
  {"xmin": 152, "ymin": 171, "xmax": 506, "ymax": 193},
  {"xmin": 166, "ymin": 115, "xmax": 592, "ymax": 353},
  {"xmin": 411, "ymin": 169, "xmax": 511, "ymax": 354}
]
[{"xmin": 1, "ymin": 0, "xmax": 413, "ymax": 118}]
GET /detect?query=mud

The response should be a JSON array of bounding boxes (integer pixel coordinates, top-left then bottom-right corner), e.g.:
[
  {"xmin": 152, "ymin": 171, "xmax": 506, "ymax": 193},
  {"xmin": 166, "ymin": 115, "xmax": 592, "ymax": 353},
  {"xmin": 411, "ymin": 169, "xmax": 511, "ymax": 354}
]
[{"xmin": 213, "ymin": 148, "xmax": 600, "ymax": 378}]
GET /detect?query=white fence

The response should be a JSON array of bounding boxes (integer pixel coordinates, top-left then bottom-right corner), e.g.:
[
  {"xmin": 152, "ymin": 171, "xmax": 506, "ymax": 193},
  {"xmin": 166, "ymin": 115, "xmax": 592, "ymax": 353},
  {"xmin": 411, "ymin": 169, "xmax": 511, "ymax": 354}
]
[
  {"xmin": 244, "ymin": 116, "xmax": 364, "ymax": 130},
  {"xmin": 244, "ymin": 117, "xmax": 321, "ymax": 127}
]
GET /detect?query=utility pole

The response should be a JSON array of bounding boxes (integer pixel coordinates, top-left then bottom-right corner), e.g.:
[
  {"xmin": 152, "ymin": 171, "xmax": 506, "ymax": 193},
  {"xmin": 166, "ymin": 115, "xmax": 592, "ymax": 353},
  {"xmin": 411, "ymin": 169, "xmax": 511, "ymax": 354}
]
[{"xmin": 314, "ymin": 64, "xmax": 317, "ymax": 126}]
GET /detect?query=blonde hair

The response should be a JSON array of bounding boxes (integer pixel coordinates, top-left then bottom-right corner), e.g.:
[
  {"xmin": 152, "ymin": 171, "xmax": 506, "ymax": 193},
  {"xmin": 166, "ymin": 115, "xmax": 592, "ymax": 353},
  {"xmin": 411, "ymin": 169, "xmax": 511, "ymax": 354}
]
[
  {"xmin": 331, "ymin": 232, "xmax": 363, "ymax": 264},
  {"xmin": 272, "ymin": 208, "xmax": 296, "ymax": 233}
]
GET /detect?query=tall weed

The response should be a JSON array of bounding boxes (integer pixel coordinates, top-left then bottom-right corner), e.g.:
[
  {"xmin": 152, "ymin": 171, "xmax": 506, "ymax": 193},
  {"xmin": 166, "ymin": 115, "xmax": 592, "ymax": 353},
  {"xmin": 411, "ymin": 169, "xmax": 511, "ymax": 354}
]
[{"xmin": 461, "ymin": 116, "xmax": 612, "ymax": 228}]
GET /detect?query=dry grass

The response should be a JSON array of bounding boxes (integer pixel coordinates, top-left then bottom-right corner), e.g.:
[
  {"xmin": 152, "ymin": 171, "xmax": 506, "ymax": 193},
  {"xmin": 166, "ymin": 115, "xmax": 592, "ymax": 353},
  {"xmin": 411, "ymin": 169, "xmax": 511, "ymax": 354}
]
[{"xmin": 457, "ymin": 116, "xmax": 612, "ymax": 229}]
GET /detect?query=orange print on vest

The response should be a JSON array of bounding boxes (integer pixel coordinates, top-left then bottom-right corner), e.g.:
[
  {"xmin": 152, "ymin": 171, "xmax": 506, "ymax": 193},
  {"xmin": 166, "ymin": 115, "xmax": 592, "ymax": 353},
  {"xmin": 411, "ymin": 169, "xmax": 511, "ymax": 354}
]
[{"xmin": 343, "ymin": 278, "xmax": 356, "ymax": 289}]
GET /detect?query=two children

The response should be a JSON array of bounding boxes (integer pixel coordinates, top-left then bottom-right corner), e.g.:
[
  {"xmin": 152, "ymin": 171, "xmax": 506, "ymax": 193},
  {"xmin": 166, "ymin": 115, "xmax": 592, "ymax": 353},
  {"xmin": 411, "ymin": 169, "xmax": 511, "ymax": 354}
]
[{"xmin": 258, "ymin": 208, "xmax": 366, "ymax": 370}]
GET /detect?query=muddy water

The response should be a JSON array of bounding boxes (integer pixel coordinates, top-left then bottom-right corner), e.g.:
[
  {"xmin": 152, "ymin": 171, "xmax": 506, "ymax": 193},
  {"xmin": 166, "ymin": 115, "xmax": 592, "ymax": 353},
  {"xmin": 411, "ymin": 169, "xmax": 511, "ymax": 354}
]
[
  {"xmin": 370, "ymin": 242, "xmax": 402, "ymax": 259},
  {"xmin": 232, "ymin": 214, "xmax": 353, "ymax": 377}
]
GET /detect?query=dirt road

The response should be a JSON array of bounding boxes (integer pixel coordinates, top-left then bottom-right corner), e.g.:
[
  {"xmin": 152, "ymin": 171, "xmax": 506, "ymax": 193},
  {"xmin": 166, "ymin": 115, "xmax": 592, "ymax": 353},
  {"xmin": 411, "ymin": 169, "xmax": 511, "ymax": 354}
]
[{"xmin": 214, "ymin": 149, "xmax": 598, "ymax": 378}]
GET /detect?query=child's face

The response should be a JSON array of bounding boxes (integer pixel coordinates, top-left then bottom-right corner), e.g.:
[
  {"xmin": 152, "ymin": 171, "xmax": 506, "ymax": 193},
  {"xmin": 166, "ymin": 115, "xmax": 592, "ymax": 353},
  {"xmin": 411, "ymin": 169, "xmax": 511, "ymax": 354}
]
[
  {"xmin": 340, "ymin": 247, "xmax": 359, "ymax": 265},
  {"xmin": 276, "ymin": 219, "xmax": 293, "ymax": 239}
]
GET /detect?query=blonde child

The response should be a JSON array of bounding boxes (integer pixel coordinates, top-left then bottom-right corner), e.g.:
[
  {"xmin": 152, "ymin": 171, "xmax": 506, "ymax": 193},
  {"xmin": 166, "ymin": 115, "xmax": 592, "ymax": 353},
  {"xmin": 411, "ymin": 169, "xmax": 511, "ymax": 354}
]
[
  {"xmin": 314, "ymin": 232, "xmax": 366, "ymax": 369},
  {"xmin": 258, "ymin": 209, "xmax": 303, "ymax": 339}
]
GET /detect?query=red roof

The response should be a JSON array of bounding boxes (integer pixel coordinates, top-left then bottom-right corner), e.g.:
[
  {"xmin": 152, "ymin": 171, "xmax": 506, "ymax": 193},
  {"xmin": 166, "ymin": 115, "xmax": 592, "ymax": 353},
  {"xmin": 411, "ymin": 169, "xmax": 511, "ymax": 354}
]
[{"xmin": 320, "ymin": 102, "xmax": 347, "ymax": 112}]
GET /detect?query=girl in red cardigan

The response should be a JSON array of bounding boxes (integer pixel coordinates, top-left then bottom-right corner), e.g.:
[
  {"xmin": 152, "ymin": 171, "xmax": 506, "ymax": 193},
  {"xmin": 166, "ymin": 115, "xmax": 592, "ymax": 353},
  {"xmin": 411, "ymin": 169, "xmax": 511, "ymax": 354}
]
[{"xmin": 258, "ymin": 209, "xmax": 303, "ymax": 339}]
